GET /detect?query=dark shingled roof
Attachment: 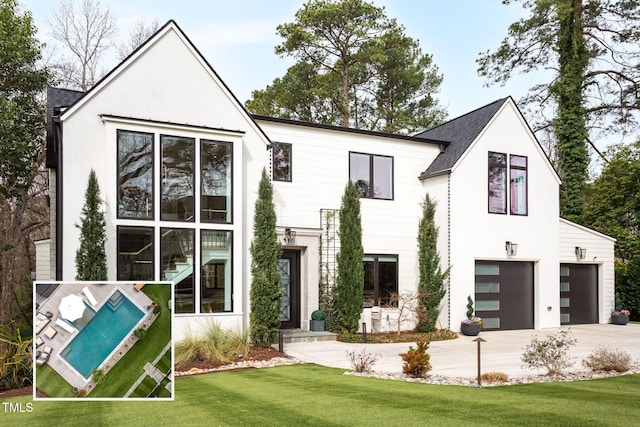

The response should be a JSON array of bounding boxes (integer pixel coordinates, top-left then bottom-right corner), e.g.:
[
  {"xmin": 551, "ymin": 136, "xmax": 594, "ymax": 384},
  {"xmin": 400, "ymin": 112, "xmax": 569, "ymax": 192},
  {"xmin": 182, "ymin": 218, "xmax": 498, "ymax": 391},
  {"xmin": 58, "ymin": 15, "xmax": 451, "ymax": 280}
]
[
  {"xmin": 46, "ymin": 87, "xmax": 85, "ymax": 168},
  {"xmin": 416, "ymin": 97, "xmax": 509, "ymax": 179}
]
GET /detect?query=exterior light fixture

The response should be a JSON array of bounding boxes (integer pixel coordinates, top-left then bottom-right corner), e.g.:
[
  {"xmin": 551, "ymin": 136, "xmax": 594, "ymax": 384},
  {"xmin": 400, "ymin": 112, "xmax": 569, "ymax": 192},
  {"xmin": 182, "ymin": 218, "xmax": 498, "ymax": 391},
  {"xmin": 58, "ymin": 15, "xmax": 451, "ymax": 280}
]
[
  {"xmin": 284, "ymin": 228, "xmax": 296, "ymax": 245},
  {"xmin": 575, "ymin": 246, "xmax": 586, "ymax": 260},
  {"xmin": 505, "ymin": 241, "xmax": 518, "ymax": 257}
]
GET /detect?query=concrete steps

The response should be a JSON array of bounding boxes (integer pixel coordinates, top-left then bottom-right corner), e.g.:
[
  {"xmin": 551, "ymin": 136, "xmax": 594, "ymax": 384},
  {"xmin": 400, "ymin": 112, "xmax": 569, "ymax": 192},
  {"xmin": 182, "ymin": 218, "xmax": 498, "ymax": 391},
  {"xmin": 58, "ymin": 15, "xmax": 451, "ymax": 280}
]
[{"xmin": 278, "ymin": 329, "xmax": 337, "ymax": 344}]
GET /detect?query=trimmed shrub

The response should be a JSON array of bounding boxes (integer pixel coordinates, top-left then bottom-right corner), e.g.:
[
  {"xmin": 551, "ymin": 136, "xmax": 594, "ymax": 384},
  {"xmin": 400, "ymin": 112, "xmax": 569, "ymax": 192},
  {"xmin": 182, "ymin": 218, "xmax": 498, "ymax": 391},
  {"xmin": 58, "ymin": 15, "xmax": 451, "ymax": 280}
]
[
  {"xmin": 481, "ymin": 371, "xmax": 509, "ymax": 383},
  {"xmin": 345, "ymin": 348, "xmax": 381, "ymax": 373},
  {"xmin": 582, "ymin": 346, "xmax": 632, "ymax": 373},
  {"xmin": 311, "ymin": 310, "xmax": 326, "ymax": 321},
  {"xmin": 521, "ymin": 330, "xmax": 576, "ymax": 375},
  {"xmin": 400, "ymin": 339, "xmax": 431, "ymax": 378}
]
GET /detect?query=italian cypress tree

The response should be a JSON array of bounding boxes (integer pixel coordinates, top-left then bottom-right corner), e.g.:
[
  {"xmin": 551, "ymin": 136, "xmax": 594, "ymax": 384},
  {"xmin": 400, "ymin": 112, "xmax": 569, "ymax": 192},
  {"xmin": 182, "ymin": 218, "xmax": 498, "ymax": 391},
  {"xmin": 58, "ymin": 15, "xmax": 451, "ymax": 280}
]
[
  {"xmin": 249, "ymin": 168, "xmax": 283, "ymax": 347},
  {"xmin": 416, "ymin": 194, "xmax": 448, "ymax": 332},
  {"xmin": 75, "ymin": 169, "xmax": 107, "ymax": 280},
  {"xmin": 335, "ymin": 180, "xmax": 364, "ymax": 334}
]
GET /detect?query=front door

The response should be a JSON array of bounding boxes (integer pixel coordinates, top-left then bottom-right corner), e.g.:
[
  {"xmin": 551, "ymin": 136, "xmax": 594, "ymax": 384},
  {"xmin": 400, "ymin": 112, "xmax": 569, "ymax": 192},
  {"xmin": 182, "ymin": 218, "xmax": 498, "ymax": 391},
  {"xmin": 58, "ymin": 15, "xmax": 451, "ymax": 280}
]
[{"xmin": 279, "ymin": 250, "xmax": 300, "ymax": 329}]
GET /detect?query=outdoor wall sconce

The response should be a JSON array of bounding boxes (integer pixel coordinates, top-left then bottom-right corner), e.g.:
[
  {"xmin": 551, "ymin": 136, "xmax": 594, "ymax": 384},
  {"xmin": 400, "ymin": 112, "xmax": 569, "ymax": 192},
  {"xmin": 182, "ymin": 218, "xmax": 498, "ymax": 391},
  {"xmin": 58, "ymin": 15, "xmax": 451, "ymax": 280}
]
[
  {"xmin": 284, "ymin": 228, "xmax": 296, "ymax": 245},
  {"xmin": 505, "ymin": 241, "xmax": 518, "ymax": 257},
  {"xmin": 575, "ymin": 246, "xmax": 587, "ymax": 260}
]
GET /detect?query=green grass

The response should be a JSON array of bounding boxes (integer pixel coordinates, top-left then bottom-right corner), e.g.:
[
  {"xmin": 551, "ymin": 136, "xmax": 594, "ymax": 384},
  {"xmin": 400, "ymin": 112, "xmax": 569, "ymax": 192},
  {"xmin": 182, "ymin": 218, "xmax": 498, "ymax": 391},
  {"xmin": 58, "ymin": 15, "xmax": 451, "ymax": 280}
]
[
  {"xmin": 35, "ymin": 284, "xmax": 172, "ymax": 398},
  {"xmin": 155, "ymin": 348, "xmax": 171, "ymax": 373},
  {"xmin": 130, "ymin": 376, "xmax": 156, "ymax": 398},
  {"xmin": 9, "ymin": 364, "xmax": 640, "ymax": 426}
]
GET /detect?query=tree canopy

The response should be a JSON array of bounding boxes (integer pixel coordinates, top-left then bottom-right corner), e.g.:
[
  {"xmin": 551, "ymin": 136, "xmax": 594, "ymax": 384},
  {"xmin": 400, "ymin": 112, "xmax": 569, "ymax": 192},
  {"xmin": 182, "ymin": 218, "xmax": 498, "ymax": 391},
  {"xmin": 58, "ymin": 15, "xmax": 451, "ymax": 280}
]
[
  {"xmin": 246, "ymin": 0, "xmax": 446, "ymax": 134},
  {"xmin": 478, "ymin": 0, "xmax": 640, "ymax": 222},
  {"xmin": 0, "ymin": 0, "xmax": 51, "ymax": 334}
]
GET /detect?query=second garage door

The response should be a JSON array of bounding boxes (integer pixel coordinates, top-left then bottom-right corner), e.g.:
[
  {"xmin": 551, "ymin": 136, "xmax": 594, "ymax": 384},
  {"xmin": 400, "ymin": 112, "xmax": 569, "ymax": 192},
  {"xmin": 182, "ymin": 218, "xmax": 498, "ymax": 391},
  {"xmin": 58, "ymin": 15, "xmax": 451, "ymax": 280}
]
[{"xmin": 475, "ymin": 261, "xmax": 534, "ymax": 330}]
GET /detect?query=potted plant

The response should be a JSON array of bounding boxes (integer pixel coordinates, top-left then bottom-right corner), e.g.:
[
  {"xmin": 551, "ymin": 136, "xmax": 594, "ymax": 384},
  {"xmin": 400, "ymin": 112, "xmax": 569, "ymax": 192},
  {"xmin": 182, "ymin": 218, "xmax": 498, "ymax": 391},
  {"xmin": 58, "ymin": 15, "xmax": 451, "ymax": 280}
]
[
  {"xmin": 310, "ymin": 309, "xmax": 326, "ymax": 331},
  {"xmin": 461, "ymin": 296, "xmax": 483, "ymax": 336},
  {"xmin": 611, "ymin": 309, "xmax": 630, "ymax": 325}
]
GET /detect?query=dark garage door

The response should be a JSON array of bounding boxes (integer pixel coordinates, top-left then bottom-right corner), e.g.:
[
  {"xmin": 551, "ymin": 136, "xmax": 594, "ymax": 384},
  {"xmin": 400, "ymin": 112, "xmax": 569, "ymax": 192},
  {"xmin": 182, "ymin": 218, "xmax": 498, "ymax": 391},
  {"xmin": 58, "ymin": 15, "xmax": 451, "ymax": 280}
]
[
  {"xmin": 475, "ymin": 261, "xmax": 534, "ymax": 330},
  {"xmin": 560, "ymin": 264, "xmax": 598, "ymax": 325}
]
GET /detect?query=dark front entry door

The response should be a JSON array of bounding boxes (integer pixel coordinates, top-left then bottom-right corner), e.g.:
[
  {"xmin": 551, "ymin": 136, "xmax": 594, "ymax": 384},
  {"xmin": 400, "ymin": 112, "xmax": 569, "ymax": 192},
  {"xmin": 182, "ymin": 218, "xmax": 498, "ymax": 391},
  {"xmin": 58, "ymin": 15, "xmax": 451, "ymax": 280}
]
[{"xmin": 279, "ymin": 250, "xmax": 300, "ymax": 329}]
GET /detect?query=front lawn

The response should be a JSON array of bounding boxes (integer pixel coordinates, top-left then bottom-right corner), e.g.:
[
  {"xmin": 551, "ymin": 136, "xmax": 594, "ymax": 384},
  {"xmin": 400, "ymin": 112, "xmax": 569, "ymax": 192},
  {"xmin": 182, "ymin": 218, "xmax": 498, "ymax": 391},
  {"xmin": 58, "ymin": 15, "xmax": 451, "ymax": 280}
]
[{"xmin": 9, "ymin": 364, "xmax": 640, "ymax": 425}]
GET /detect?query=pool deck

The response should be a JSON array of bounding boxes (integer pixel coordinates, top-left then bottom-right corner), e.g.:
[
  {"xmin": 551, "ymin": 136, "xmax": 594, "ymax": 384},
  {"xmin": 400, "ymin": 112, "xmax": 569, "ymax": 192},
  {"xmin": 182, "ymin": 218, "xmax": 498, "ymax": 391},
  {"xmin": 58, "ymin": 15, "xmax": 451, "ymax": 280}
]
[{"xmin": 35, "ymin": 282, "xmax": 157, "ymax": 392}]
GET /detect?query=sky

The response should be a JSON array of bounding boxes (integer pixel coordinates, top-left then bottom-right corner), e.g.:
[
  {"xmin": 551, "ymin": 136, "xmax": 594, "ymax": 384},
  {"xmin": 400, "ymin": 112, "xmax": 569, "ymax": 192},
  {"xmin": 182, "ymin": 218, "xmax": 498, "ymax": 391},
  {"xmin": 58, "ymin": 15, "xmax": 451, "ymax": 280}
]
[{"xmin": 20, "ymin": 0, "xmax": 538, "ymax": 120}]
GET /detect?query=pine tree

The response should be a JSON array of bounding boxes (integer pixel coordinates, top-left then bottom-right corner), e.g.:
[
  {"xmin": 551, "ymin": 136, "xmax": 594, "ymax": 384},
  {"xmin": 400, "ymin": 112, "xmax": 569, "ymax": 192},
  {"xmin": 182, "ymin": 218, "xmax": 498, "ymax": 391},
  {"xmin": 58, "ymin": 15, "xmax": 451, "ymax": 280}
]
[
  {"xmin": 249, "ymin": 169, "xmax": 283, "ymax": 347},
  {"xmin": 75, "ymin": 169, "xmax": 107, "ymax": 280},
  {"xmin": 335, "ymin": 180, "xmax": 364, "ymax": 334},
  {"xmin": 416, "ymin": 194, "xmax": 448, "ymax": 332}
]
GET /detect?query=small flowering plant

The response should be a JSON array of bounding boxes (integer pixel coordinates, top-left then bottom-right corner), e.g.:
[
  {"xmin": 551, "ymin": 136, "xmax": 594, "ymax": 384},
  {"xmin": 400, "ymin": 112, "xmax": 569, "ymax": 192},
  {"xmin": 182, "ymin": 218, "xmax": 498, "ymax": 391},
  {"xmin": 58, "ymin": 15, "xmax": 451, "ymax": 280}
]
[
  {"xmin": 462, "ymin": 316, "xmax": 483, "ymax": 326},
  {"xmin": 612, "ymin": 309, "xmax": 631, "ymax": 317}
]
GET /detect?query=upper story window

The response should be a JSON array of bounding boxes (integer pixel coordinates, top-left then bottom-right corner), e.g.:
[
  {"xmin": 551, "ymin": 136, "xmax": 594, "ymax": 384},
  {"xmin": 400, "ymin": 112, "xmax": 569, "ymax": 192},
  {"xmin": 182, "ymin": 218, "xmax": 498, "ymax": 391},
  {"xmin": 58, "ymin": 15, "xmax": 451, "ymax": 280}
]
[
  {"xmin": 488, "ymin": 152, "xmax": 528, "ymax": 215},
  {"xmin": 272, "ymin": 142, "xmax": 292, "ymax": 182},
  {"xmin": 201, "ymin": 140, "xmax": 232, "ymax": 223},
  {"xmin": 117, "ymin": 130, "xmax": 154, "ymax": 219},
  {"xmin": 161, "ymin": 135, "xmax": 195, "ymax": 222},
  {"xmin": 349, "ymin": 152, "xmax": 393, "ymax": 200}
]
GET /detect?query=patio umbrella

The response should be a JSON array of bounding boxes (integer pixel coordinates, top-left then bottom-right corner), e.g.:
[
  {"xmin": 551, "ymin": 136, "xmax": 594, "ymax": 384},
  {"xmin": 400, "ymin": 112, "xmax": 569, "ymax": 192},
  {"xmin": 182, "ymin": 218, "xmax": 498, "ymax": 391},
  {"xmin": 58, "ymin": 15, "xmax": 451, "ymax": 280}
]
[{"xmin": 59, "ymin": 294, "xmax": 86, "ymax": 322}]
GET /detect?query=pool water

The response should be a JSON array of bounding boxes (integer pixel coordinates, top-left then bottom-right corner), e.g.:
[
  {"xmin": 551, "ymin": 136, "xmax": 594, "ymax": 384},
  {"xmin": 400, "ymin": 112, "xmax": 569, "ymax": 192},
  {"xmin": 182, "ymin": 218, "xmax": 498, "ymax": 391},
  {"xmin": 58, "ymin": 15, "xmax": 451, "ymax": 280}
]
[{"xmin": 60, "ymin": 290, "xmax": 144, "ymax": 378}]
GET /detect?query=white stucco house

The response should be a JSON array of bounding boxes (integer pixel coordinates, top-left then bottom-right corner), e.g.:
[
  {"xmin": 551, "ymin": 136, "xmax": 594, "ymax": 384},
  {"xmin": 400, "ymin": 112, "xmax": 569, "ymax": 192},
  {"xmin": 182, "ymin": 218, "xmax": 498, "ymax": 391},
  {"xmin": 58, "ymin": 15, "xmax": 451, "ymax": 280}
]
[{"xmin": 37, "ymin": 21, "xmax": 615, "ymax": 340}]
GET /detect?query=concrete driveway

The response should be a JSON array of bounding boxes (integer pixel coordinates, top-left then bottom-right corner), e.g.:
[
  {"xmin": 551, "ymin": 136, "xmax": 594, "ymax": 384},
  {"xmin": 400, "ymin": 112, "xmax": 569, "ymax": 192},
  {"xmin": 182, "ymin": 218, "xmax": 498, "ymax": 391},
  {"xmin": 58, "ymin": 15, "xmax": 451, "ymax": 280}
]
[{"xmin": 283, "ymin": 324, "xmax": 640, "ymax": 379}]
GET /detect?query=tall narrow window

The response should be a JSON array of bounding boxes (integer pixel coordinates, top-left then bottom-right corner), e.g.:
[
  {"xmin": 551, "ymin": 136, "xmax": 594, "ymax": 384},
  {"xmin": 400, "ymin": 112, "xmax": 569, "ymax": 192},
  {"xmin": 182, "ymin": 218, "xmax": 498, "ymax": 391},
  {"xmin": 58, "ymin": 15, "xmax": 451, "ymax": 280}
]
[
  {"xmin": 201, "ymin": 140, "xmax": 232, "ymax": 223},
  {"xmin": 510, "ymin": 155, "xmax": 527, "ymax": 215},
  {"xmin": 363, "ymin": 255, "xmax": 398, "ymax": 307},
  {"xmin": 201, "ymin": 230, "xmax": 232, "ymax": 313},
  {"xmin": 118, "ymin": 130, "xmax": 153, "ymax": 219},
  {"xmin": 349, "ymin": 152, "xmax": 393, "ymax": 199},
  {"xmin": 488, "ymin": 152, "xmax": 507, "ymax": 214},
  {"xmin": 272, "ymin": 142, "xmax": 292, "ymax": 182},
  {"xmin": 161, "ymin": 135, "xmax": 194, "ymax": 221},
  {"xmin": 117, "ymin": 226, "xmax": 154, "ymax": 280},
  {"xmin": 162, "ymin": 228, "xmax": 194, "ymax": 314}
]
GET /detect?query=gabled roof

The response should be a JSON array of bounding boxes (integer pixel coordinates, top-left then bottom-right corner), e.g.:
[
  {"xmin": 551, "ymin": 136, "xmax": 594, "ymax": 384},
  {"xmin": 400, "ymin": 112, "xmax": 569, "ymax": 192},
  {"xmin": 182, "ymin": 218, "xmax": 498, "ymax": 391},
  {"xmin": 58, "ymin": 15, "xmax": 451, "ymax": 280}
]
[
  {"xmin": 416, "ymin": 97, "xmax": 509, "ymax": 179},
  {"xmin": 56, "ymin": 20, "xmax": 271, "ymax": 146}
]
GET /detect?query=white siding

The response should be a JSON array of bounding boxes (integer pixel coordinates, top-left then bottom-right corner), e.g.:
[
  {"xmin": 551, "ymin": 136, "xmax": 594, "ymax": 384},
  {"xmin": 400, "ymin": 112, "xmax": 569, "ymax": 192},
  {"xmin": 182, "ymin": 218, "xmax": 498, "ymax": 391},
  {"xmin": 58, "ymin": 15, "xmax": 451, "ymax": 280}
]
[{"xmin": 559, "ymin": 218, "xmax": 616, "ymax": 323}]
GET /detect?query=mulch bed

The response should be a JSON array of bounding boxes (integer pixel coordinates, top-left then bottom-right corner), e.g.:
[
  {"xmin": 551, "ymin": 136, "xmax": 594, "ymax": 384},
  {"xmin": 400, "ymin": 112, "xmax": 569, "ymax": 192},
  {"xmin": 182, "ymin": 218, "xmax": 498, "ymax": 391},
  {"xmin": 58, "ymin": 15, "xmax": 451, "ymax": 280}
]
[{"xmin": 2, "ymin": 347, "xmax": 287, "ymax": 398}]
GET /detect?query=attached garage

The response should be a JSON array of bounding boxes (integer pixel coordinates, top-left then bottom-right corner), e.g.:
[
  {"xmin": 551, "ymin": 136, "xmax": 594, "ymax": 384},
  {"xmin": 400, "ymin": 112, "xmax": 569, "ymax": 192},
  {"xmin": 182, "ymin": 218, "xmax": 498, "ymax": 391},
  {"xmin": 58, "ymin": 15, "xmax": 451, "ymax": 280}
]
[
  {"xmin": 475, "ymin": 261, "xmax": 534, "ymax": 330},
  {"xmin": 560, "ymin": 264, "xmax": 598, "ymax": 325}
]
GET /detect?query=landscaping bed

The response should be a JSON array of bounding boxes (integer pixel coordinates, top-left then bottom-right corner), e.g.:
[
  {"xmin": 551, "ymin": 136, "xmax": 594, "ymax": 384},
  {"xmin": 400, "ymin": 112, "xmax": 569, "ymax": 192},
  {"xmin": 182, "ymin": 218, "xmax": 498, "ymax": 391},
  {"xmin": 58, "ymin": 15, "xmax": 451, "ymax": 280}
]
[
  {"xmin": 176, "ymin": 347, "xmax": 287, "ymax": 373},
  {"xmin": 338, "ymin": 329, "xmax": 458, "ymax": 344}
]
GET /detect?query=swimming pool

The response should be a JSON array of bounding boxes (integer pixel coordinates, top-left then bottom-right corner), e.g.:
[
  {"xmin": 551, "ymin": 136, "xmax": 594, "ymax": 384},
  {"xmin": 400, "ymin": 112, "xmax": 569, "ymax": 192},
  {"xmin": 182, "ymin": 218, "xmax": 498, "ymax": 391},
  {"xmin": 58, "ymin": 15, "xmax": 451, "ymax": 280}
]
[{"xmin": 60, "ymin": 290, "xmax": 144, "ymax": 378}]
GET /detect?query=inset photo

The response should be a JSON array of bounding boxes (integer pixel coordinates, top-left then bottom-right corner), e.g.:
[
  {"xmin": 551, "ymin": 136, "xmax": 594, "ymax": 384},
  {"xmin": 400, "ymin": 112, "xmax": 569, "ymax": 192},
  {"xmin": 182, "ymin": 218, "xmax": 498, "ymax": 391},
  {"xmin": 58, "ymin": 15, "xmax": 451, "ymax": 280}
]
[{"xmin": 33, "ymin": 281, "xmax": 173, "ymax": 400}]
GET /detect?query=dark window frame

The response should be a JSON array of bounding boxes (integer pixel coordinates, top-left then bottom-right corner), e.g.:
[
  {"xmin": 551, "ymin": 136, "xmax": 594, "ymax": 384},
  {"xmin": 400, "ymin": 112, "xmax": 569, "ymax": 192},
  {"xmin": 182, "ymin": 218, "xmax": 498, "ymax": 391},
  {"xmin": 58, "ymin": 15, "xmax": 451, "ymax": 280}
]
[
  {"xmin": 349, "ymin": 151, "xmax": 394, "ymax": 200},
  {"xmin": 160, "ymin": 134, "xmax": 196, "ymax": 222},
  {"xmin": 117, "ymin": 226, "xmax": 155, "ymax": 281},
  {"xmin": 200, "ymin": 229, "xmax": 233, "ymax": 313},
  {"xmin": 509, "ymin": 154, "xmax": 528, "ymax": 216},
  {"xmin": 272, "ymin": 141, "xmax": 292, "ymax": 182},
  {"xmin": 200, "ymin": 139, "xmax": 233, "ymax": 224},
  {"xmin": 363, "ymin": 254, "xmax": 399, "ymax": 308},
  {"xmin": 488, "ymin": 151, "xmax": 507, "ymax": 214},
  {"xmin": 161, "ymin": 227, "xmax": 195, "ymax": 314},
  {"xmin": 117, "ymin": 129, "xmax": 155, "ymax": 220}
]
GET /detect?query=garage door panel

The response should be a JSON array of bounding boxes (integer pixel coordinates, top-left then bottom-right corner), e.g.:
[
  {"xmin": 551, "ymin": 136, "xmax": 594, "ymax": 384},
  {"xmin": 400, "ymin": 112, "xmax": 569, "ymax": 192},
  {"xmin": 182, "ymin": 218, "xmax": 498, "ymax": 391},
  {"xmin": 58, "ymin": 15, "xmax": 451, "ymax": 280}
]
[
  {"xmin": 475, "ymin": 261, "xmax": 534, "ymax": 330},
  {"xmin": 560, "ymin": 264, "xmax": 598, "ymax": 325}
]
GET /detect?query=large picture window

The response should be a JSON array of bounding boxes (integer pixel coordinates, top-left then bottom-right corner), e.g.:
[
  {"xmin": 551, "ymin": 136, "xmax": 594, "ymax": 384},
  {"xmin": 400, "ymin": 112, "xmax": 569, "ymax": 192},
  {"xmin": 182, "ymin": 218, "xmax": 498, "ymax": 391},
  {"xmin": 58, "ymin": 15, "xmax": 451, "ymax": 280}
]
[
  {"xmin": 201, "ymin": 140, "xmax": 232, "ymax": 223},
  {"xmin": 201, "ymin": 230, "xmax": 232, "ymax": 313},
  {"xmin": 161, "ymin": 135, "xmax": 194, "ymax": 222},
  {"xmin": 117, "ymin": 226, "xmax": 154, "ymax": 280},
  {"xmin": 118, "ymin": 130, "xmax": 154, "ymax": 219},
  {"xmin": 363, "ymin": 255, "xmax": 398, "ymax": 307},
  {"xmin": 350, "ymin": 152, "xmax": 393, "ymax": 199},
  {"xmin": 510, "ymin": 155, "xmax": 527, "ymax": 215},
  {"xmin": 161, "ymin": 228, "xmax": 194, "ymax": 314},
  {"xmin": 272, "ymin": 142, "xmax": 292, "ymax": 182}
]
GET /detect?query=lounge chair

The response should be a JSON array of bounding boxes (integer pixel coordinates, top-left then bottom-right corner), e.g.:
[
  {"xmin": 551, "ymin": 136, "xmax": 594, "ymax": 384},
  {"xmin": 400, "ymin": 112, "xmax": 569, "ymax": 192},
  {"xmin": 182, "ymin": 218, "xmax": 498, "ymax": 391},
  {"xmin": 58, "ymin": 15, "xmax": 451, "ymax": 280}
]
[
  {"xmin": 35, "ymin": 313, "xmax": 50, "ymax": 335},
  {"xmin": 134, "ymin": 283, "xmax": 145, "ymax": 292},
  {"xmin": 82, "ymin": 286, "xmax": 98, "ymax": 307},
  {"xmin": 55, "ymin": 318, "xmax": 76, "ymax": 334},
  {"xmin": 35, "ymin": 337, "xmax": 44, "ymax": 347},
  {"xmin": 36, "ymin": 345, "xmax": 52, "ymax": 366},
  {"xmin": 43, "ymin": 326, "xmax": 57, "ymax": 339}
]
